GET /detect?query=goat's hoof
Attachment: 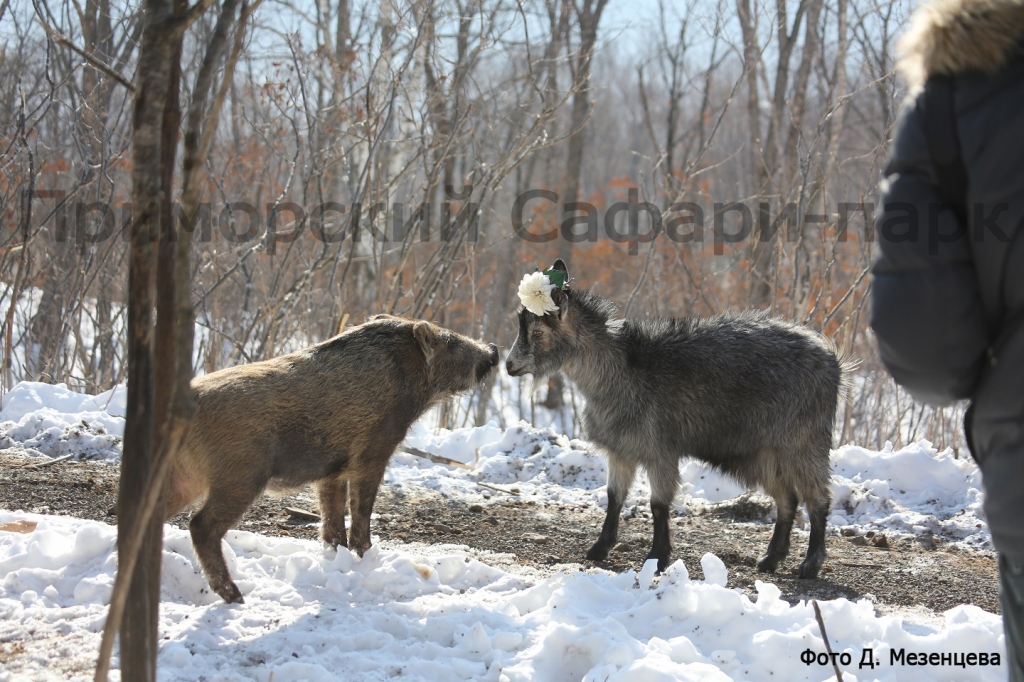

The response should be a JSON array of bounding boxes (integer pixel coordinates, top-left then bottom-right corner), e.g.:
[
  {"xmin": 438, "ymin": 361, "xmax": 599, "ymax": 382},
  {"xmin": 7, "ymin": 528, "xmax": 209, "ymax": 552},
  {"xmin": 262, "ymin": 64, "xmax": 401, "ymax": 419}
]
[
  {"xmin": 756, "ymin": 555, "xmax": 780, "ymax": 573},
  {"xmin": 645, "ymin": 552, "xmax": 670, "ymax": 573},
  {"xmin": 797, "ymin": 559, "xmax": 823, "ymax": 580},
  {"xmin": 585, "ymin": 544, "xmax": 610, "ymax": 562}
]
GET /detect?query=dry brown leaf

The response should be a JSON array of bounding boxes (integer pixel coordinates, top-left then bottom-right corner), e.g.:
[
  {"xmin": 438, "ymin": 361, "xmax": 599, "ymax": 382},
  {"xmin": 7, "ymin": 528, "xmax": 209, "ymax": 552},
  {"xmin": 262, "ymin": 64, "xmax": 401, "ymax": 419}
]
[{"xmin": 0, "ymin": 520, "xmax": 37, "ymax": 534}]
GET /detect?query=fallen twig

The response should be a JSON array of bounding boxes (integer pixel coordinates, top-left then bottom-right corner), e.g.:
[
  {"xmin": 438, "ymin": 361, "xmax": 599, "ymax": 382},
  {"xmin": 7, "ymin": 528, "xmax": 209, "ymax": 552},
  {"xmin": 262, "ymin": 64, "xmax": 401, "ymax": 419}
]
[
  {"xmin": 399, "ymin": 445, "xmax": 474, "ymax": 470},
  {"xmin": 27, "ymin": 454, "xmax": 74, "ymax": 469},
  {"xmin": 476, "ymin": 482, "xmax": 520, "ymax": 496},
  {"xmin": 813, "ymin": 599, "xmax": 845, "ymax": 682}
]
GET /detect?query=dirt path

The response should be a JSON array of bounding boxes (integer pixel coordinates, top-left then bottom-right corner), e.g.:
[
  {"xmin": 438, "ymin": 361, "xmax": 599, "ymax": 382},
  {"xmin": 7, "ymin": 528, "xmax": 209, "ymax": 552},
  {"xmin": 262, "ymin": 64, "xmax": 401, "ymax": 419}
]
[{"xmin": 0, "ymin": 454, "xmax": 1000, "ymax": 617}]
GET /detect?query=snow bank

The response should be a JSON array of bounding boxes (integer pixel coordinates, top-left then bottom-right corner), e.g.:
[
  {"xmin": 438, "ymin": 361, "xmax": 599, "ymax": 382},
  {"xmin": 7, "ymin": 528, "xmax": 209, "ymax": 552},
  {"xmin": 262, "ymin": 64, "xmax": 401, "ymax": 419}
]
[
  {"xmin": 0, "ymin": 382, "xmax": 127, "ymax": 423},
  {"xmin": 0, "ymin": 511, "xmax": 1005, "ymax": 682},
  {"xmin": 0, "ymin": 381, "xmax": 991, "ymax": 547},
  {"xmin": 400, "ymin": 422, "xmax": 989, "ymax": 548},
  {"xmin": 0, "ymin": 382, "xmax": 125, "ymax": 461},
  {"xmin": 830, "ymin": 442, "xmax": 986, "ymax": 547}
]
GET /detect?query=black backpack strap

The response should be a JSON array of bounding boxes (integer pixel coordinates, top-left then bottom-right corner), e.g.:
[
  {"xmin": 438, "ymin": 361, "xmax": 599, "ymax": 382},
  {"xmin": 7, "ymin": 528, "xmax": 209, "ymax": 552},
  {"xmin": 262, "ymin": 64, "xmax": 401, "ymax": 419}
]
[{"xmin": 922, "ymin": 75, "xmax": 968, "ymax": 226}]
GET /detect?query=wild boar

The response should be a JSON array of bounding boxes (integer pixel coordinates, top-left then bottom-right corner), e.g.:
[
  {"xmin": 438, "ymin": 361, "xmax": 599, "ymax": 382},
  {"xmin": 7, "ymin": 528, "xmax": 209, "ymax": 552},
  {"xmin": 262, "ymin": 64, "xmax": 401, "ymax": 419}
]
[{"xmin": 166, "ymin": 315, "xmax": 498, "ymax": 602}]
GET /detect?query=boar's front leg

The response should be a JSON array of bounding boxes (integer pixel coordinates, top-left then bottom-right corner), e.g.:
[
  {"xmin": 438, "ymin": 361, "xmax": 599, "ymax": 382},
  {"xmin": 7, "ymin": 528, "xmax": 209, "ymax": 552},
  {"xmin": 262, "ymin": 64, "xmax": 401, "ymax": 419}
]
[
  {"xmin": 586, "ymin": 457, "xmax": 636, "ymax": 562},
  {"xmin": 316, "ymin": 474, "xmax": 349, "ymax": 548},
  {"xmin": 347, "ymin": 458, "xmax": 389, "ymax": 556}
]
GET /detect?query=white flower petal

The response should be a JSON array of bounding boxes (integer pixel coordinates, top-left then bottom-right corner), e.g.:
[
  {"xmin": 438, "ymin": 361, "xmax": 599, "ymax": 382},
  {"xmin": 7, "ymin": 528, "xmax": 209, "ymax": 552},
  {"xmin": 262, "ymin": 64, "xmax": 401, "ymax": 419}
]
[{"xmin": 518, "ymin": 272, "xmax": 558, "ymax": 316}]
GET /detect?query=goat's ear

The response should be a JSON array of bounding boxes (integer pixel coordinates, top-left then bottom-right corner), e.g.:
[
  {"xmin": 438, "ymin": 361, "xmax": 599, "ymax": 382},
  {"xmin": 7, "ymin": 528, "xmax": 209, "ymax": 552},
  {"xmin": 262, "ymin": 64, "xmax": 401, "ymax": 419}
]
[
  {"xmin": 551, "ymin": 287, "xmax": 568, "ymax": 320},
  {"xmin": 413, "ymin": 321, "xmax": 438, "ymax": 366},
  {"xmin": 551, "ymin": 259, "xmax": 568, "ymax": 276}
]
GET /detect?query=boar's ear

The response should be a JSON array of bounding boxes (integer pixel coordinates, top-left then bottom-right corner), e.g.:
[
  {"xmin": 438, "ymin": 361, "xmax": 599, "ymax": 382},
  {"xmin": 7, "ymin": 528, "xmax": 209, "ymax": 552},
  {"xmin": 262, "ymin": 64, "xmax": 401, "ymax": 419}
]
[
  {"xmin": 551, "ymin": 259, "xmax": 568, "ymax": 276},
  {"xmin": 413, "ymin": 321, "xmax": 439, "ymax": 366},
  {"xmin": 551, "ymin": 287, "xmax": 568, "ymax": 320}
]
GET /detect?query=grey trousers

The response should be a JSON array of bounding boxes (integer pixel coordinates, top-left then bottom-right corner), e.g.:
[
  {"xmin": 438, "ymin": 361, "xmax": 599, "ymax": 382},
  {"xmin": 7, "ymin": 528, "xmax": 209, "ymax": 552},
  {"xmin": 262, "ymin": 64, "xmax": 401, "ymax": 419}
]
[{"xmin": 1002, "ymin": 554, "xmax": 1024, "ymax": 682}]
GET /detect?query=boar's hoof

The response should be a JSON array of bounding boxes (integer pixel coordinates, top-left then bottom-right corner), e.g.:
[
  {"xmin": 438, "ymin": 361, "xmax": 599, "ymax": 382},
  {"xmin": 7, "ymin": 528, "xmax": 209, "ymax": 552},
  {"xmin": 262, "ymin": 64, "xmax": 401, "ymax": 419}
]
[
  {"xmin": 349, "ymin": 539, "xmax": 372, "ymax": 557},
  {"xmin": 756, "ymin": 554, "xmax": 780, "ymax": 574},
  {"xmin": 585, "ymin": 543, "xmax": 610, "ymax": 562},
  {"xmin": 796, "ymin": 557, "xmax": 823, "ymax": 580},
  {"xmin": 321, "ymin": 529, "xmax": 348, "ymax": 549},
  {"xmin": 214, "ymin": 581, "xmax": 245, "ymax": 604}
]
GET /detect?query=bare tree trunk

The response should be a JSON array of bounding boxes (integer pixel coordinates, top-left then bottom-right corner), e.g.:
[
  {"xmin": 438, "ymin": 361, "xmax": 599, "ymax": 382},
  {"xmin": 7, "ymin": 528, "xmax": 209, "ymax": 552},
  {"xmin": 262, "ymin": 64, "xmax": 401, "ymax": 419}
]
[
  {"xmin": 114, "ymin": 0, "xmax": 182, "ymax": 677},
  {"xmin": 825, "ymin": 0, "xmax": 849, "ymax": 169},
  {"xmin": 785, "ymin": 0, "xmax": 823, "ymax": 175},
  {"xmin": 96, "ymin": 1, "xmax": 234, "ymax": 677},
  {"xmin": 27, "ymin": 266, "xmax": 67, "ymax": 381},
  {"xmin": 736, "ymin": 0, "xmax": 762, "ymax": 193},
  {"xmin": 760, "ymin": 0, "xmax": 808, "ymax": 190},
  {"xmin": 94, "ymin": 277, "xmax": 116, "ymax": 389},
  {"xmin": 116, "ymin": 7, "xmax": 180, "ymax": 675},
  {"xmin": 545, "ymin": 0, "xmax": 606, "ymax": 410},
  {"xmin": 748, "ymin": 0, "xmax": 809, "ymax": 308},
  {"xmin": 557, "ymin": 0, "xmax": 606, "ymax": 271}
]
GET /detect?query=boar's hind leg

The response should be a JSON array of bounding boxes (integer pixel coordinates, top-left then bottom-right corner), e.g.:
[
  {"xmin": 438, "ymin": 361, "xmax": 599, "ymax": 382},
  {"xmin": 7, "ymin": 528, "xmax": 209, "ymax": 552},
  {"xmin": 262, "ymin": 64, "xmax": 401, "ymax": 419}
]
[
  {"xmin": 586, "ymin": 457, "xmax": 636, "ymax": 563},
  {"xmin": 190, "ymin": 485, "xmax": 261, "ymax": 604},
  {"xmin": 316, "ymin": 475, "xmax": 349, "ymax": 548},
  {"xmin": 347, "ymin": 460, "xmax": 389, "ymax": 556},
  {"xmin": 164, "ymin": 465, "xmax": 205, "ymax": 521},
  {"xmin": 757, "ymin": 490, "xmax": 798, "ymax": 574}
]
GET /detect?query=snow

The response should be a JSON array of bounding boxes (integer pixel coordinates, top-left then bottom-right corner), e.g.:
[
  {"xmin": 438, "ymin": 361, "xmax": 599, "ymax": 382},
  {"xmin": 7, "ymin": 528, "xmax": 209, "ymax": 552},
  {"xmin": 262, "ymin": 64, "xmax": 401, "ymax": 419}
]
[
  {"xmin": 398, "ymin": 422, "xmax": 990, "ymax": 550},
  {"xmin": 829, "ymin": 443, "xmax": 987, "ymax": 548},
  {"xmin": 0, "ymin": 380, "xmax": 1006, "ymax": 680},
  {"xmin": 0, "ymin": 381, "xmax": 992, "ymax": 547},
  {"xmin": 0, "ymin": 511, "xmax": 1006, "ymax": 682},
  {"xmin": 0, "ymin": 382, "xmax": 125, "ymax": 461}
]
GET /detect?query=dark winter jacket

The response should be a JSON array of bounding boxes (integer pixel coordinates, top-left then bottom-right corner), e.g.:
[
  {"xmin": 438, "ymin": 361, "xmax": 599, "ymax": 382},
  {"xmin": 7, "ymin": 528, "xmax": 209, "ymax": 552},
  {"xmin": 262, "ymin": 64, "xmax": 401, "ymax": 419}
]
[{"xmin": 871, "ymin": 0, "xmax": 1024, "ymax": 554}]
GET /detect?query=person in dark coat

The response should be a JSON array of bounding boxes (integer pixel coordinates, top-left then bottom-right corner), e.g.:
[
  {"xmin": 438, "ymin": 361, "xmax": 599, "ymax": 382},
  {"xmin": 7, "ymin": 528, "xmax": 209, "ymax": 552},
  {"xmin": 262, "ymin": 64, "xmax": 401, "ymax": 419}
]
[{"xmin": 872, "ymin": 0, "xmax": 1024, "ymax": 677}]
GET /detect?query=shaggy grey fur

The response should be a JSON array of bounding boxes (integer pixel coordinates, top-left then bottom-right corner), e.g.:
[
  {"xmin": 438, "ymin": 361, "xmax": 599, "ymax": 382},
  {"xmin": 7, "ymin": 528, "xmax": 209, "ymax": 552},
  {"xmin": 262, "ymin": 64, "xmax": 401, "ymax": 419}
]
[{"xmin": 506, "ymin": 260, "xmax": 843, "ymax": 578}]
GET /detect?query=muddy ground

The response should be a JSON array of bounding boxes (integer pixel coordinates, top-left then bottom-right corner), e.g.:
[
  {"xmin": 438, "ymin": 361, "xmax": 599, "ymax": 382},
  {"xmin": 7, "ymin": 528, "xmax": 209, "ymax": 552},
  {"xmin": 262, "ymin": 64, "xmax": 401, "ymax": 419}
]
[{"xmin": 0, "ymin": 454, "xmax": 1000, "ymax": 618}]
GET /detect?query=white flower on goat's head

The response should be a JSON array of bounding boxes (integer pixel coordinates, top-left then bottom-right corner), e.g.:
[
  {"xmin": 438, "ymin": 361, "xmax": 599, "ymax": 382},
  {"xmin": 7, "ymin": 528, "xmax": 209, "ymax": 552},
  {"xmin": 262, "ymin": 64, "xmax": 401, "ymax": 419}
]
[{"xmin": 518, "ymin": 271, "xmax": 558, "ymax": 316}]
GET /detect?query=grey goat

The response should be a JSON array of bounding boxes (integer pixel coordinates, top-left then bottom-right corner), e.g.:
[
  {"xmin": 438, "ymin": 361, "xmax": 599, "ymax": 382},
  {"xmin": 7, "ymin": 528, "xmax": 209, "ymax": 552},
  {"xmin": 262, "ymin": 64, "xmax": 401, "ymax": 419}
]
[{"xmin": 505, "ymin": 260, "xmax": 844, "ymax": 579}]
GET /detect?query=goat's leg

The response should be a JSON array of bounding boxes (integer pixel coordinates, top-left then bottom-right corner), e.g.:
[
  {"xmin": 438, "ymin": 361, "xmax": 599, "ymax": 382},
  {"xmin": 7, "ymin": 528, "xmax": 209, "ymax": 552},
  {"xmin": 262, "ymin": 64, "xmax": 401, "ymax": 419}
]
[
  {"xmin": 797, "ymin": 500, "xmax": 830, "ymax": 579},
  {"xmin": 586, "ymin": 457, "xmax": 636, "ymax": 562},
  {"xmin": 758, "ymin": 490, "xmax": 798, "ymax": 573},
  {"xmin": 646, "ymin": 462, "xmax": 680, "ymax": 572}
]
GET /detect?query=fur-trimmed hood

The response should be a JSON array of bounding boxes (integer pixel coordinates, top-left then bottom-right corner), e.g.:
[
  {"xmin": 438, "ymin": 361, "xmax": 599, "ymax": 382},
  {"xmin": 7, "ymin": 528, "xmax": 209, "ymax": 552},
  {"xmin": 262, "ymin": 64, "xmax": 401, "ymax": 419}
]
[{"xmin": 898, "ymin": 0, "xmax": 1024, "ymax": 86}]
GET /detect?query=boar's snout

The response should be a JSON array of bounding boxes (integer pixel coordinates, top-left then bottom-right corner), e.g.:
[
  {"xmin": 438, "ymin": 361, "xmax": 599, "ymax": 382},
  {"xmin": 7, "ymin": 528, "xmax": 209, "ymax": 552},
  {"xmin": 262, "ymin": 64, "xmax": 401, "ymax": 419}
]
[{"xmin": 477, "ymin": 343, "xmax": 499, "ymax": 381}]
